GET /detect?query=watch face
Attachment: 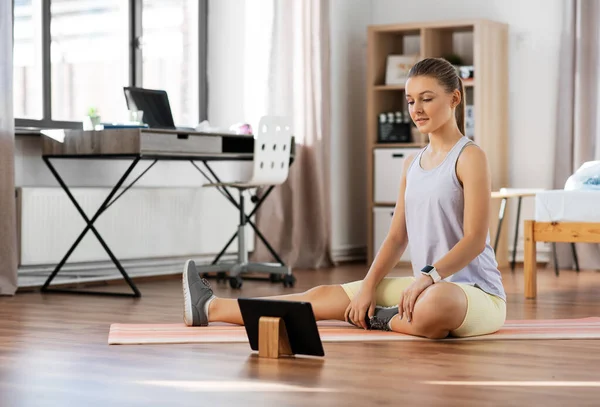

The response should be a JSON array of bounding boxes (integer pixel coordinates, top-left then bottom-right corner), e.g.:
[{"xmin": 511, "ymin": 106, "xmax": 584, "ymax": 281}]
[{"xmin": 421, "ymin": 265, "xmax": 434, "ymax": 273}]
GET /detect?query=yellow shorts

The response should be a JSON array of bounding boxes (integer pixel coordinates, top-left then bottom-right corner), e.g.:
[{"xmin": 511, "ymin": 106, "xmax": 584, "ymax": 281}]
[{"xmin": 341, "ymin": 277, "xmax": 506, "ymax": 338}]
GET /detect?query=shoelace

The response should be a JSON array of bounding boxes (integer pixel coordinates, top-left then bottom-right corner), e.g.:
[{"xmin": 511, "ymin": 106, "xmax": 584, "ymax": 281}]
[
  {"xmin": 368, "ymin": 316, "xmax": 392, "ymax": 331},
  {"xmin": 200, "ymin": 277, "xmax": 213, "ymax": 290}
]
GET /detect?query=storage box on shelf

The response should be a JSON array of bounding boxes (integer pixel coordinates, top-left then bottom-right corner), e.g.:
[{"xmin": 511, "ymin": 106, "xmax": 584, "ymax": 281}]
[
  {"xmin": 373, "ymin": 147, "xmax": 421, "ymax": 205},
  {"xmin": 366, "ymin": 19, "xmax": 508, "ymax": 266}
]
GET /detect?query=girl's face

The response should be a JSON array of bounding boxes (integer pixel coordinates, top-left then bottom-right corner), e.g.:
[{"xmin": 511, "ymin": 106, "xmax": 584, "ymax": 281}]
[{"xmin": 405, "ymin": 75, "xmax": 460, "ymax": 134}]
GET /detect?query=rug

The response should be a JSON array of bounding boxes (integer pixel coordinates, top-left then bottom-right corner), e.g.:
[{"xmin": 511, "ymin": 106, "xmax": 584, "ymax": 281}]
[{"xmin": 108, "ymin": 317, "xmax": 600, "ymax": 345}]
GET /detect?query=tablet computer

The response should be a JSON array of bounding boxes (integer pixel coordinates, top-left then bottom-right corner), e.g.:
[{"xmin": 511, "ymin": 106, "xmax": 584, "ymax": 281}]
[{"xmin": 237, "ymin": 298, "xmax": 325, "ymax": 357}]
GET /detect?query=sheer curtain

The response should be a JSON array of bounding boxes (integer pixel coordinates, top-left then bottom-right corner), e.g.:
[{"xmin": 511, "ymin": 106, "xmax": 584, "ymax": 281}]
[
  {"xmin": 553, "ymin": 0, "xmax": 600, "ymax": 270},
  {"xmin": 245, "ymin": 0, "xmax": 333, "ymax": 269},
  {"xmin": 0, "ymin": 0, "xmax": 18, "ymax": 295}
]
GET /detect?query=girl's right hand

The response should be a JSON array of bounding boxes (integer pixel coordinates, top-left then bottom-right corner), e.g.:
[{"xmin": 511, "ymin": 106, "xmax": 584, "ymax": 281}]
[{"xmin": 344, "ymin": 286, "xmax": 376, "ymax": 329}]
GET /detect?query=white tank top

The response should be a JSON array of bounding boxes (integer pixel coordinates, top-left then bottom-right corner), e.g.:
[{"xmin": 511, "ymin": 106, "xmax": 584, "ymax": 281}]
[{"xmin": 404, "ymin": 136, "xmax": 506, "ymax": 301}]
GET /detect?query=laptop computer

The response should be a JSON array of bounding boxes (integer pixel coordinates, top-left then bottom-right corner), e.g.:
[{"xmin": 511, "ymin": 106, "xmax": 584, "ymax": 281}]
[{"xmin": 123, "ymin": 86, "xmax": 195, "ymax": 131}]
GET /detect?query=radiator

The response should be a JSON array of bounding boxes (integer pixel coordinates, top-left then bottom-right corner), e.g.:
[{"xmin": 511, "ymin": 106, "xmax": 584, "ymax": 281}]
[{"xmin": 16, "ymin": 187, "xmax": 254, "ymax": 267}]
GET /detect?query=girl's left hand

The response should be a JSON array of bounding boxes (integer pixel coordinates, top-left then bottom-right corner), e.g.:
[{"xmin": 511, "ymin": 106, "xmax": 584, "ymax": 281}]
[{"xmin": 397, "ymin": 274, "xmax": 434, "ymax": 322}]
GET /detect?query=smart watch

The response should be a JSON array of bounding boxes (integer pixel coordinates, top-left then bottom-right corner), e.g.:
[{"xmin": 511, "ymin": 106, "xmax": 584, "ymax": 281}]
[{"xmin": 421, "ymin": 265, "xmax": 442, "ymax": 283}]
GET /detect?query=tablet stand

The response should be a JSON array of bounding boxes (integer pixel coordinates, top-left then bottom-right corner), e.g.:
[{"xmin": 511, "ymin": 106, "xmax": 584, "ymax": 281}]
[
  {"xmin": 238, "ymin": 298, "xmax": 325, "ymax": 358},
  {"xmin": 258, "ymin": 316, "xmax": 293, "ymax": 359}
]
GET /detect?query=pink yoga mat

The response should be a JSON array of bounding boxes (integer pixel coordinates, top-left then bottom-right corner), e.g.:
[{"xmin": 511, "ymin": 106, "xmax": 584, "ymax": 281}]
[{"xmin": 108, "ymin": 317, "xmax": 600, "ymax": 345}]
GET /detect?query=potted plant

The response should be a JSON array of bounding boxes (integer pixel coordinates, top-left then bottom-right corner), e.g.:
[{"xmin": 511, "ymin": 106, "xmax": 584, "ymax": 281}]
[{"xmin": 84, "ymin": 107, "xmax": 102, "ymax": 130}]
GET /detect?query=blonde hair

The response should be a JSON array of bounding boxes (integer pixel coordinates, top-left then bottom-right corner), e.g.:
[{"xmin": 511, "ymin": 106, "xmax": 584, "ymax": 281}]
[{"xmin": 407, "ymin": 57, "xmax": 465, "ymax": 134}]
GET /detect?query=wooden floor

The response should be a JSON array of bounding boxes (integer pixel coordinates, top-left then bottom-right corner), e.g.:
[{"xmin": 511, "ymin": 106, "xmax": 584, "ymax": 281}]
[{"xmin": 1, "ymin": 263, "xmax": 600, "ymax": 406}]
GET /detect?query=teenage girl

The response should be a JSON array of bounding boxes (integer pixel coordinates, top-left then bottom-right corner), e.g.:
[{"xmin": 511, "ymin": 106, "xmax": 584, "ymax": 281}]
[{"xmin": 182, "ymin": 57, "xmax": 506, "ymax": 339}]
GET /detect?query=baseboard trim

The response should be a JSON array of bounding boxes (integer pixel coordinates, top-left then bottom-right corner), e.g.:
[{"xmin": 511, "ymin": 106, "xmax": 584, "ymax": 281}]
[
  {"xmin": 507, "ymin": 248, "xmax": 551, "ymax": 263},
  {"xmin": 17, "ymin": 253, "xmax": 238, "ymax": 289},
  {"xmin": 331, "ymin": 245, "xmax": 366, "ymax": 263},
  {"xmin": 16, "ymin": 246, "xmax": 554, "ymax": 289}
]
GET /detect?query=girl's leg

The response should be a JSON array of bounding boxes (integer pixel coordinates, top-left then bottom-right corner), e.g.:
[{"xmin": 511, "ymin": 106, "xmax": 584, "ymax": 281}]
[
  {"xmin": 183, "ymin": 260, "xmax": 350, "ymax": 326},
  {"xmin": 344, "ymin": 277, "xmax": 468, "ymax": 339},
  {"xmin": 387, "ymin": 282, "xmax": 468, "ymax": 339},
  {"xmin": 208, "ymin": 277, "xmax": 468, "ymax": 336},
  {"xmin": 184, "ymin": 260, "xmax": 470, "ymax": 338},
  {"xmin": 208, "ymin": 285, "xmax": 350, "ymax": 325}
]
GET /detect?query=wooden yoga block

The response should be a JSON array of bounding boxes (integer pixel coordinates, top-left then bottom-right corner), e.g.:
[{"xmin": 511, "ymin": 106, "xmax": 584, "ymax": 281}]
[{"xmin": 258, "ymin": 316, "xmax": 294, "ymax": 359}]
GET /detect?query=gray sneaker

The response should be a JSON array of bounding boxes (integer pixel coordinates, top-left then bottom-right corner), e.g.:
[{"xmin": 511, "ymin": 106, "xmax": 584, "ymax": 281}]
[
  {"xmin": 366, "ymin": 306, "xmax": 399, "ymax": 331},
  {"xmin": 182, "ymin": 259, "xmax": 215, "ymax": 326}
]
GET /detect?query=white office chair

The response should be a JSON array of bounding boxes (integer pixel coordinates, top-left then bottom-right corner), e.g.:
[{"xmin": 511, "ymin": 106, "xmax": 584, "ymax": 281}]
[{"xmin": 196, "ymin": 116, "xmax": 295, "ymax": 289}]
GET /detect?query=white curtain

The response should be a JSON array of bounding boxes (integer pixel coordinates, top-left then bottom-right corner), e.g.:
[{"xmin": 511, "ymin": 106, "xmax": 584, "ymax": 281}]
[
  {"xmin": 0, "ymin": 0, "xmax": 18, "ymax": 295},
  {"xmin": 245, "ymin": 0, "xmax": 333, "ymax": 268},
  {"xmin": 553, "ymin": 0, "xmax": 600, "ymax": 270}
]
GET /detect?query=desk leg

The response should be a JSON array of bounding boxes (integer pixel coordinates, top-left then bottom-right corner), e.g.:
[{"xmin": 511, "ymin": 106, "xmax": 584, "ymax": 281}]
[
  {"xmin": 40, "ymin": 157, "xmax": 143, "ymax": 297},
  {"xmin": 511, "ymin": 197, "xmax": 522, "ymax": 273},
  {"xmin": 494, "ymin": 198, "xmax": 507, "ymax": 254},
  {"xmin": 571, "ymin": 243, "xmax": 580, "ymax": 272},
  {"xmin": 524, "ymin": 220, "xmax": 537, "ymax": 299},
  {"xmin": 552, "ymin": 243, "xmax": 559, "ymax": 276}
]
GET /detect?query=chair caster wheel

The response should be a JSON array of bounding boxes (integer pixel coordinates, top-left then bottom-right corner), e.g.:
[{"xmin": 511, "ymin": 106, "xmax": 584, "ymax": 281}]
[
  {"xmin": 216, "ymin": 272, "xmax": 227, "ymax": 283},
  {"xmin": 229, "ymin": 276, "xmax": 243, "ymax": 289},
  {"xmin": 282, "ymin": 274, "xmax": 296, "ymax": 288}
]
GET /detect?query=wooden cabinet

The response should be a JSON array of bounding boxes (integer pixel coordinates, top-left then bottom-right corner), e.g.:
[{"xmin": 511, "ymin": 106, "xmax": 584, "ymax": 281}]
[{"xmin": 366, "ymin": 19, "xmax": 509, "ymax": 265}]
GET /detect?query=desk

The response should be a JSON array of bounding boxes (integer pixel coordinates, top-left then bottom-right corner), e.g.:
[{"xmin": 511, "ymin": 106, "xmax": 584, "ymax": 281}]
[
  {"xmin": 40, "ymin": 128, "xmax": 295, "ymax": 297},
  {"xmin": 16, "ymin": 127, "xmax": 43, "ymax": 136}
]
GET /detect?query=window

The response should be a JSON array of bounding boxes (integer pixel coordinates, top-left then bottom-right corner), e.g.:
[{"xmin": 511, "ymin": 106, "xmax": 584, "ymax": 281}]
[
  {"xmin": 13, "ymin": 0, "xmax": 43, "ymax": 119},
  {"xmin": 142, "ymin": 0, "xmax": 199, "ymax": 126},
  {"xmin": 13, "ymin": 0, "xmax": 207, "ymax": 128},
  {"xmin": 50, "ymin": 0, "xmax": 129, "ymax": 122}
]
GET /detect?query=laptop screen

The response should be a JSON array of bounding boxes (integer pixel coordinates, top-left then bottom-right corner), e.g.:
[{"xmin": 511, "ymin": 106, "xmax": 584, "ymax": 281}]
[{"xmin": 123, "ymin": 87, "xmax": 176, "ymax": 129}]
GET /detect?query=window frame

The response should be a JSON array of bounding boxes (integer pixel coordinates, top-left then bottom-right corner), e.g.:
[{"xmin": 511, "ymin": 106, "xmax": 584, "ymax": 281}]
[{"xmin": 13, "ymin": 0, "xmax": 208, "ymax": 129}]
